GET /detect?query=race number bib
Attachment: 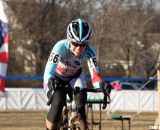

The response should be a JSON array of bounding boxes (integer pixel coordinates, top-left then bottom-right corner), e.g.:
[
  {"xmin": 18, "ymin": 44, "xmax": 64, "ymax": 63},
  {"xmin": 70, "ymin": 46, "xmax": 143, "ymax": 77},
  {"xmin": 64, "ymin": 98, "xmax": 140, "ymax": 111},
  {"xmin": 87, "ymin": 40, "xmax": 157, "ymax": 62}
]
[
  {"xmin": 48, "ymin": 53, "xmax": 60, "ymax": 64},
  {"xmin": 88, "ymin": 57, "xmax": 98, "ymax": 68}
]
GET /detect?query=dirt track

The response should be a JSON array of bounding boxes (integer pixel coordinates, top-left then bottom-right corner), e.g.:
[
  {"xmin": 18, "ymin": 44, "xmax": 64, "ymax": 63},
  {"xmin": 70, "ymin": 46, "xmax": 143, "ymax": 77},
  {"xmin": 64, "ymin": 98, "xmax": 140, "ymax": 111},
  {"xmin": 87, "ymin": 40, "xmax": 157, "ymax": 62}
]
[
  {"xmin": 0, "ymin": 110, "xmax": 157, "ymax": 130},
  {"xmin": 0, "ymin": 110, "xmax": 45, "ymax": 130}
]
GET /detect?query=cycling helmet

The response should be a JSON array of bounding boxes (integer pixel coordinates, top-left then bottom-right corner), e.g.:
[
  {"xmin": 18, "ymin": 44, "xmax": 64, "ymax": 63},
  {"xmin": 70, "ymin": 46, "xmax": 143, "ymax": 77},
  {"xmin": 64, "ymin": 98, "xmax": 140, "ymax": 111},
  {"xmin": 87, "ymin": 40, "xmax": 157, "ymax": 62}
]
[{"xmin": 67, "ymin": 18, "xmax": 92, "ymax": 44}]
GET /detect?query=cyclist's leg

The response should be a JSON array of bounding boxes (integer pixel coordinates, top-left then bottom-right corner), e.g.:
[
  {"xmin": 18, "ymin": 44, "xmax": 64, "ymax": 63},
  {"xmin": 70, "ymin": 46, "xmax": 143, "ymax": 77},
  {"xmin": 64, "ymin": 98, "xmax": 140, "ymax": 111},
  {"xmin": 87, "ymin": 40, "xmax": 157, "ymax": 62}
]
[
  {"xmin": 46, "ymin": 87, "xmax": 66, "ymax": 130},
  {"xmin": 76, "ymin": 90, "xmax": 88, "ymax": 127},
  {"xmin": 70, "ymin": 74, "xmax": 88, "ymax": 128}
]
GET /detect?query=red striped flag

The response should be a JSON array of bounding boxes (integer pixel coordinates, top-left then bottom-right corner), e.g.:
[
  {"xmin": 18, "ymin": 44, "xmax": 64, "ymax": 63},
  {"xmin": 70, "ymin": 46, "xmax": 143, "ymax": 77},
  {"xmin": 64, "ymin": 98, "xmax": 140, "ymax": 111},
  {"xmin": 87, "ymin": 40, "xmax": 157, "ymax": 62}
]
[{"xmin": 0, "ymin": 1, "xmax": 9, "ymax": 93}]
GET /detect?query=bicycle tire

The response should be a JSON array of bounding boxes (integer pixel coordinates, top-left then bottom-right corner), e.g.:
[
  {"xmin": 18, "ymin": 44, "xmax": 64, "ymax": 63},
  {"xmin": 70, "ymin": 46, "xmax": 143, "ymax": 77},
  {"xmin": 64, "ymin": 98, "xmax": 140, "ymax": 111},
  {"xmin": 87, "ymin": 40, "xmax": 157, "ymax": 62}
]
[
  {"xmin": 57, "ymin": 124, "xmax": 68, "ymax": 130},
  {"xmin": 57, "ymin": 127, "xmax": 67, "ymax": 130},
  {"xmin": 71, "ymin": 117, "xmax": 86, "ymax": 130},
  {"xmin": 57, "ymin": 110, "xmax": 69, "ymax": 130}
]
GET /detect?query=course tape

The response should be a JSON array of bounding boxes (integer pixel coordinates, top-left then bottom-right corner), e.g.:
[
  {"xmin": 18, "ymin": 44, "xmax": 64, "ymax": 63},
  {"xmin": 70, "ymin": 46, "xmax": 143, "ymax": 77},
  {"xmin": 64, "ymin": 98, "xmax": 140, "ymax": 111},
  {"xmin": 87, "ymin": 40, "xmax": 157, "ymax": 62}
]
[{"xmin": 0, "ymin": 75, "xmax": 157, "ymax": 81}]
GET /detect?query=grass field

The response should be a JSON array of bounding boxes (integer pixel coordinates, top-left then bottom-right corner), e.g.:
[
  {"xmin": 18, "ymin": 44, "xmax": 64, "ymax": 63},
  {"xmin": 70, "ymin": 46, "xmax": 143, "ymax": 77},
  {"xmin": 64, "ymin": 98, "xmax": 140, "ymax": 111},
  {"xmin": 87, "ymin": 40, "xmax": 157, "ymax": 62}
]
[{"xmin": 0, "ymin": 110, "xmax": 157, "ymax": 130}]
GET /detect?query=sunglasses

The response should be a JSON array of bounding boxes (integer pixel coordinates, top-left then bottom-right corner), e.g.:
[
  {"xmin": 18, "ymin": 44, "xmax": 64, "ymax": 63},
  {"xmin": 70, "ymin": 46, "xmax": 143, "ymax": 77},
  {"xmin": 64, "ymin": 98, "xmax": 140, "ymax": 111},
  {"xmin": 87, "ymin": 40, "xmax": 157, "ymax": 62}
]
[{"xmin": 71, "ymin": 41, "xmax": 87, "ymax": 48}]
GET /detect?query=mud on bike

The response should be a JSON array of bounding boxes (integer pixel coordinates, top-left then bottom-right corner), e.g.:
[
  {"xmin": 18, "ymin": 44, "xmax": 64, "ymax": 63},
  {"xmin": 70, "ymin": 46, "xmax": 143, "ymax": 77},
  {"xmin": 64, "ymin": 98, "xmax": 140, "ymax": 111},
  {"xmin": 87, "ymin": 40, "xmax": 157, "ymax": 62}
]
[{"xmin": 47, "ymin": 83, "xmax": 111, "ymax": 130}]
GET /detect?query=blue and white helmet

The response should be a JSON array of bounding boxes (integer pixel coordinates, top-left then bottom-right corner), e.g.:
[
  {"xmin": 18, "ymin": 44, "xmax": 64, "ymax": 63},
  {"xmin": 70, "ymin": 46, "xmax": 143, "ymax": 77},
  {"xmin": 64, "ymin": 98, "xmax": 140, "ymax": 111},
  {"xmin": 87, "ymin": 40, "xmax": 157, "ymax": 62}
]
[{"xmin": 67, "ymin": 18, "xmax": 92, "ymax": 44}]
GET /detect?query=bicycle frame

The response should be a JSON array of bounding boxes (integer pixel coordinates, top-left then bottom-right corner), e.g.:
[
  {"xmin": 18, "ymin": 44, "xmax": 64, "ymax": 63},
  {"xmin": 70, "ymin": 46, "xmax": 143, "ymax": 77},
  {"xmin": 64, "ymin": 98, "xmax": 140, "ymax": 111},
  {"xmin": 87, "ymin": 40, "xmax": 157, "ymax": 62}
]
[
  {"xmin": 58, "ymin": 90, "xmax": 82, "ymax": 129},
  {"xmin": 57, "ymin": 87, "xmax": 111, "ymax": 130}
]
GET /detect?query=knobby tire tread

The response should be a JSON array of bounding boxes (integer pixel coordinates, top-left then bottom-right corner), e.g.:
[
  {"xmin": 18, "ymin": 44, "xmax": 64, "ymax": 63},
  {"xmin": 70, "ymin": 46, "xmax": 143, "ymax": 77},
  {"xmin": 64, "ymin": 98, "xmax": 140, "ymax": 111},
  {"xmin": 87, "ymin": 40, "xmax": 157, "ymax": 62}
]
[{"xmin": 71, "ymin": 117, "xmax": 86, "ymax": 130}]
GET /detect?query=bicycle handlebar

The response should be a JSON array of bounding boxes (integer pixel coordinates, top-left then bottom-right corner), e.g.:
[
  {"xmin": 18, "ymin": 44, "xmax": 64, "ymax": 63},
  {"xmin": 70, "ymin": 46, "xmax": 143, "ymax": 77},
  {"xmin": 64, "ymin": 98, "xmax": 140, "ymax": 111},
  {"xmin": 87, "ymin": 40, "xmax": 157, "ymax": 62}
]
[
  {"xmin": 82, "ymin": 88, "xmax": 111, "ymax": 109},
  {"xmin": 47, "ymin": 86, "xmax": 111, "ymax": 109}
]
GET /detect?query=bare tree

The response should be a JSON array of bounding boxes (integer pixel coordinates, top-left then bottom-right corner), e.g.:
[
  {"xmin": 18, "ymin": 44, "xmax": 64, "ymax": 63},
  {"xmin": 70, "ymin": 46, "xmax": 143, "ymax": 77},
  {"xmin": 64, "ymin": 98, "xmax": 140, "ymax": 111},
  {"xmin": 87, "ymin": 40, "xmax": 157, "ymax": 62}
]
[
  {"xmin": 91, "ymin": 0, "xmax": 158, "ymax": 78},
  {"xmin": 7, "ymin": 0, "xmax": 72, "ymax": 87},
  {"xmin": 5, "ymin": 0, "xmax": 160, "ymax": 87}
]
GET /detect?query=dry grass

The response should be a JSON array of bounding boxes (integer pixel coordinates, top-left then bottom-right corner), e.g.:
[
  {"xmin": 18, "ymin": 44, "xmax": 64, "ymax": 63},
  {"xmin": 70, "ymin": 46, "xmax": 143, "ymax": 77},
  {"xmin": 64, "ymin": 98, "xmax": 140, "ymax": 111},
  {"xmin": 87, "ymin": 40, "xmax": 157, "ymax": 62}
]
[{"xmin": 0, "ymin": 110, "xmax": 157, "ymax": 130}]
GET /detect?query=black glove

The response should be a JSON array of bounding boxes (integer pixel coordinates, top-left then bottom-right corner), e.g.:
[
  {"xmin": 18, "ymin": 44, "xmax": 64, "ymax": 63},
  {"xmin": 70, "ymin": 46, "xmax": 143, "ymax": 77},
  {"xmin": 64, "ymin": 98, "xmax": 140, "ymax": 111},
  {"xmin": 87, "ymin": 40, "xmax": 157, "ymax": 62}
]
[
  {"xmin": 47, "ymin": 77, "xmax": 61, "ymax": 99},
  {"xmin": 100, "ymin": 81, "xmax": 112, "ymax": 109},
  {"xmin": 47, "ymin": 77, "xmax": 63, "ymax": 105},
  {"xmin": 100, "ymin": 81, "xmax": 112, "ymax": 94}
]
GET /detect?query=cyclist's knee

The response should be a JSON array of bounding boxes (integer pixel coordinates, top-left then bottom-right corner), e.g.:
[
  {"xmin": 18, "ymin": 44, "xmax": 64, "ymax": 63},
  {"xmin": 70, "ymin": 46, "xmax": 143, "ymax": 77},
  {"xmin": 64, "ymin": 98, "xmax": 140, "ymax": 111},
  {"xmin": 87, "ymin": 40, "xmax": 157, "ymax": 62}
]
[
  {"xmin": 46, "ymin": 119, "xmax": 53, "ymax": 130},
  {"xmin": 46, "ymin": 119, "xmax": 58, "ymax": 130}
]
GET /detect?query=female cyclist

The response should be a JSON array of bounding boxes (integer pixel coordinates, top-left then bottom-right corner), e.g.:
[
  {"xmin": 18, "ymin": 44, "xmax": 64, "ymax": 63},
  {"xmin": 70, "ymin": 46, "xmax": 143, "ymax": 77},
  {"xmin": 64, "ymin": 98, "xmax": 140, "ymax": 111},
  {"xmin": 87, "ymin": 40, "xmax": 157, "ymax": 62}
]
[{"xmin": 43, "ymin": 18, "xmax": 110, "ymax": 130}]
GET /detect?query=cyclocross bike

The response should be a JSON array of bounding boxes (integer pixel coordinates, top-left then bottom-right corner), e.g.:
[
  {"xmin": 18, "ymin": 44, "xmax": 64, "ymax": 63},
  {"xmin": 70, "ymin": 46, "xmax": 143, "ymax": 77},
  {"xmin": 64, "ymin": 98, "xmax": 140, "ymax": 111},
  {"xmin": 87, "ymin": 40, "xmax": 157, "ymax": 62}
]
[{"xmin": 47, "ymin": 84, "xmax": 111, "ymax": 130}]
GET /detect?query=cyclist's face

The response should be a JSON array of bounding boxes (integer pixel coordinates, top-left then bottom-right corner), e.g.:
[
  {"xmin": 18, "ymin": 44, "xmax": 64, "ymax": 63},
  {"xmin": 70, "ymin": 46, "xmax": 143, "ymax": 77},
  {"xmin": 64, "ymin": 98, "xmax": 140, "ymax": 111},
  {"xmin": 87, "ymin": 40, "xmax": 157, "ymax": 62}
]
[{"xmin": 70, "ymin": 41, "xmax": 87, "ymax": 57}]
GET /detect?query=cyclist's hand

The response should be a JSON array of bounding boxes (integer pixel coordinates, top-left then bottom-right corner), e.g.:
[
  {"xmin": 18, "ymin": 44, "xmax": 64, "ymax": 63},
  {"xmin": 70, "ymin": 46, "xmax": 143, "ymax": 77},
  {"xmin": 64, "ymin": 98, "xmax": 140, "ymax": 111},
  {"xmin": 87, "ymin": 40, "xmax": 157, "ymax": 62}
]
[
  {"xmin": 100, "ymin": 81, "xmax": 112, "ymax": 94},
  {"xmin": 48, "ymin": 77, "xmax": 61, "ymax": 90},
  {"xmin": 106, "ymin": 83, "xmax": 112, "ymax": 94},
  {"xmin": 47, "ymin": 77, "xmax": 61, "ymax": 105},
  {"xmin": 100, "ymin": 81, "xmax": 112, "ymax": 109},
  {"xmin": 47, "ymin": 77, "xmax": 55, "ymax": 99}
]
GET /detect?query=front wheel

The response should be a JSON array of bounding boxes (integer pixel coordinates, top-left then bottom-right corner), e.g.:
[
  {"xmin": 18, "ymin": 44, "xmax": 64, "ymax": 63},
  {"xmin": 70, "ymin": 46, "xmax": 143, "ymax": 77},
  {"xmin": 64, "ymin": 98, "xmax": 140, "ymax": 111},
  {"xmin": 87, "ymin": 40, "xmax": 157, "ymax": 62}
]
[
  {"xmin": 57, "ymin": 125, "xmax": 68, "ymax": 130},
  {"xmin": 71, "ymin": 117, "xmax": 86, "ymax": 130}
]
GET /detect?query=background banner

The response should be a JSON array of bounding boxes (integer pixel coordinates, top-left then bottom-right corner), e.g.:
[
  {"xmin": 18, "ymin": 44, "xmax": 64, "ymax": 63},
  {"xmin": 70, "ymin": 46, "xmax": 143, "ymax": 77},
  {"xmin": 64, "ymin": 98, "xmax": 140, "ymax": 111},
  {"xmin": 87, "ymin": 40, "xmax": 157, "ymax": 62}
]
[{"xmin": 0, "ymin": 0, "xmax": 9, "ymax": 93}]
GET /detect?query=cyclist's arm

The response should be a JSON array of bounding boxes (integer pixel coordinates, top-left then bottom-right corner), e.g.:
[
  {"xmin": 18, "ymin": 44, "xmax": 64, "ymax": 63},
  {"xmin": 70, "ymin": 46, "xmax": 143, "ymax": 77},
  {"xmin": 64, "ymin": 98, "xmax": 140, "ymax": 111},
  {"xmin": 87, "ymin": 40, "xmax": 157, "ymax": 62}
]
[
  {"xmin": 43, "ymin": 42, "xmax": 65, "ymax": 93},
  {"xmin": 86, "ymin": 45, "xmax": 102, "ymax": 89}
]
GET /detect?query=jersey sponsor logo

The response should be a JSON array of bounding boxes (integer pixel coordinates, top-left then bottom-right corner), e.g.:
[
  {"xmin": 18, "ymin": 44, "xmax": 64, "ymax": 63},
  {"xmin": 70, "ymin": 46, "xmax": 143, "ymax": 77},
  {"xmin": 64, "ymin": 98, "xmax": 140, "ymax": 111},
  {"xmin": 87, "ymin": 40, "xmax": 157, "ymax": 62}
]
[
  {"xmin": 48, "ymin": 53, "xmax": 60, "ymax": 63},
  {"xmin": 56, "ymin": 61, "xmax": 80, "ymax": 76}
]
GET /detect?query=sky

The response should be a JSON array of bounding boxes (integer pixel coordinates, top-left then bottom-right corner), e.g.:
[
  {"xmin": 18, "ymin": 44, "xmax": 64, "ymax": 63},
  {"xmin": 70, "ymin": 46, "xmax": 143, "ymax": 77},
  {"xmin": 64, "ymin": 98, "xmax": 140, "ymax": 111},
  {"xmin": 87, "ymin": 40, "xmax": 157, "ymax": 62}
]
[{"xmin": 154, "ymin": 0, "xmax": 160, "ymax": 10}]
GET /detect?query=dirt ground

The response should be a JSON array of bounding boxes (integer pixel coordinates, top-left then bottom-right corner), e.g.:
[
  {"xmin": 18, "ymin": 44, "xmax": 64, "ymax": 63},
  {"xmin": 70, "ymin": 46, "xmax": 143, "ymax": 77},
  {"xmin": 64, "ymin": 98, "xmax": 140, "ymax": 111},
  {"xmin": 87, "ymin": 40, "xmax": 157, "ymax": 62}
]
[{"xmin": 0, "ymin": 110, "xmax": 157, "ymax": 130}]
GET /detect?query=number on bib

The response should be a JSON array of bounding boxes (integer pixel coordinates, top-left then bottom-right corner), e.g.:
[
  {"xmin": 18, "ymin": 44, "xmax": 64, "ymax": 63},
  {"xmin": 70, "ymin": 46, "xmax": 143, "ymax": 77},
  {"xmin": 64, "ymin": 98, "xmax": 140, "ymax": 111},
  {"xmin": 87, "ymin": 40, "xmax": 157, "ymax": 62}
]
[{"xmin": 48, "ymin": 53, "xmax": 60, "ymax": 63}]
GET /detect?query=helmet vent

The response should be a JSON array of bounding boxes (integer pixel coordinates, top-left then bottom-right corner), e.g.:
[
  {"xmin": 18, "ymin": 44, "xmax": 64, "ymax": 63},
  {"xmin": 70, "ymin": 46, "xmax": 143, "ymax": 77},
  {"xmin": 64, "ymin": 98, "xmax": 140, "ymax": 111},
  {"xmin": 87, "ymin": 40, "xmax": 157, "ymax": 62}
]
[{"xmin": 67, "ymin": 18, "xmax": 92, "ymax": 42}]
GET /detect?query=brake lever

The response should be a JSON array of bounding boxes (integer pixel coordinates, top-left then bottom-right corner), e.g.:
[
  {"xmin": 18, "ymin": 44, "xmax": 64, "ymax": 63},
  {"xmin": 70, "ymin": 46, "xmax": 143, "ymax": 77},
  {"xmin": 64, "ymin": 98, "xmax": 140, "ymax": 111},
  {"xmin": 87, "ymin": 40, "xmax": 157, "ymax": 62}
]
[
  {"xmin": 103, "ymin": 83, "xmax": 112, "ymax": 109},
  {"xmin": 102, "ymin": 91, "xmax": 111, "ymax": 109},
  {"xmin": 102, "ymin": 92, "xmax": 107, "ymax": 109},
  {"xmin": 107, "ymin": 93, "xmax": 111, "ymax": 103}
]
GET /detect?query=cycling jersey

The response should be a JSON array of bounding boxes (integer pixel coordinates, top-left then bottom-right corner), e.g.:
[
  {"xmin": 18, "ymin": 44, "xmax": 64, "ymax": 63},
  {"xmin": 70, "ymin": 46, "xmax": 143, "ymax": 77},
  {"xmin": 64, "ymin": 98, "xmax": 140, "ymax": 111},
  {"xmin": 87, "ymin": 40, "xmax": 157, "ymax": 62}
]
[{"xmin": 43, "ymin": 39, "xmax": 102, "ymax": 92}]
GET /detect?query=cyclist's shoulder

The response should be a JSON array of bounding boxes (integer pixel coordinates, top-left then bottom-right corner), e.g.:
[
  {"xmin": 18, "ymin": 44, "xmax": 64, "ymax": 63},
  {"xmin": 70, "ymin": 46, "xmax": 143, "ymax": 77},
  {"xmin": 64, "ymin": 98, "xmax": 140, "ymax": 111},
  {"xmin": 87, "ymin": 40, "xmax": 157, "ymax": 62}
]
[
  {"xmin": 52, "ymin": 39, "xmax": 69, "ymax": 53},
  {"xmin": 87, "ymin": 43, "xmax": 96, "ymax": 50},
  {"xmin": 54, "ymin": 39, "xmax": 69, "ymax": 48},
  {"xmin": 84, "ymin": 43, "xmax": 96, "ymax": 57}
]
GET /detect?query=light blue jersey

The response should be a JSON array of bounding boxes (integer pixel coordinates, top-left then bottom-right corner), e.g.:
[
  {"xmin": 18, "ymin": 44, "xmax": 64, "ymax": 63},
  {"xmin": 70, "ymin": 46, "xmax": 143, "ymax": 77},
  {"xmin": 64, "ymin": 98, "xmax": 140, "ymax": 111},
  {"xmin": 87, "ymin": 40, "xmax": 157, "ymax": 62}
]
[{"xmin": 43, "ymin": 39, "xmax": 102, "ymax": 92}]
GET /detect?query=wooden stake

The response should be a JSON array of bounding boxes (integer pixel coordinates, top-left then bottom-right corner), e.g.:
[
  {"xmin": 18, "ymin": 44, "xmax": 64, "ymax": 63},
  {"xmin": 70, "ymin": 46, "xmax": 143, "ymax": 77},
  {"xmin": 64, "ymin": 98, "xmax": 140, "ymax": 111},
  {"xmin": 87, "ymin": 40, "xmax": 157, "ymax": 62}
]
[{"xmin": 157, "ymin": 70, "xmax": 160, "ymax": 125}]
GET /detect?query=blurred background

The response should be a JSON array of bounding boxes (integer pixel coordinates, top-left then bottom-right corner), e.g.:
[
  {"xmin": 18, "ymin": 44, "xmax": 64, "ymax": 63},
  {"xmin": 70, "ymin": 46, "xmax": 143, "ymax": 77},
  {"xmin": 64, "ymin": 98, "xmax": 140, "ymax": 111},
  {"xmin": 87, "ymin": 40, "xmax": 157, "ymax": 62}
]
[
  {"xmin": 2, "ymin": 0, "xmax": 160, "ymax": 89},
  {"xmin": 1, "ymin": 1, "xmax": 160, "ymax": 130}
]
